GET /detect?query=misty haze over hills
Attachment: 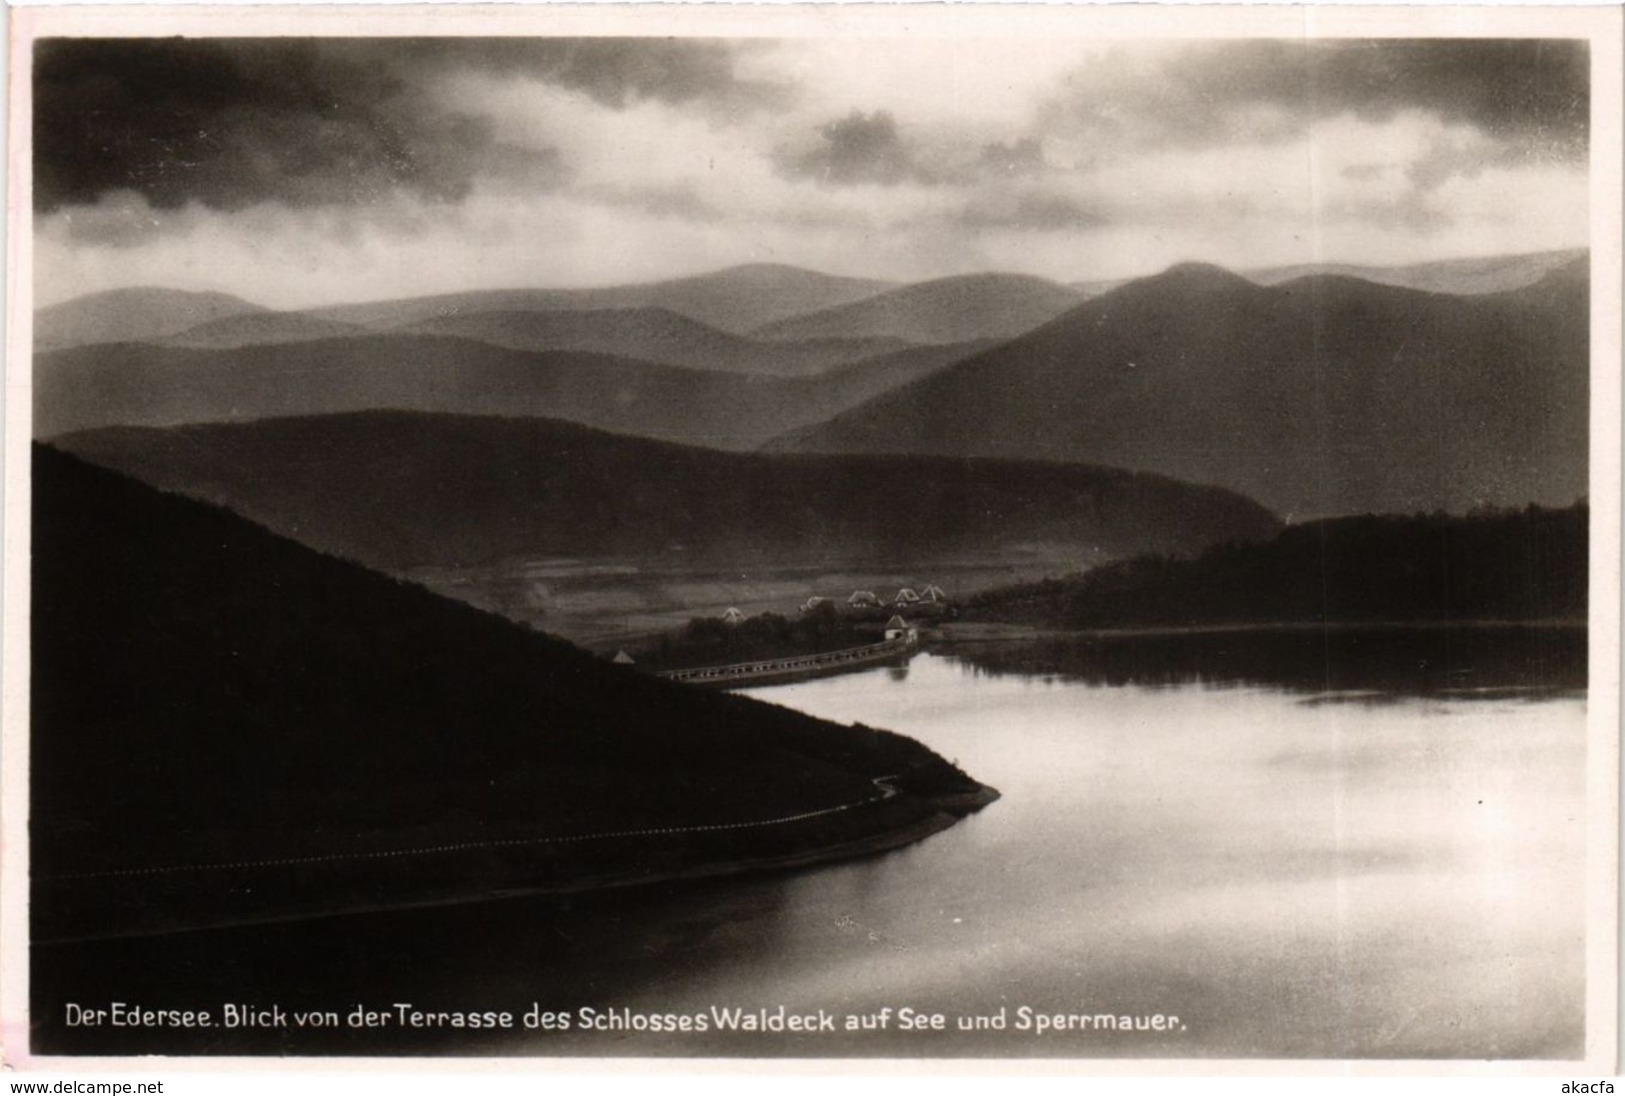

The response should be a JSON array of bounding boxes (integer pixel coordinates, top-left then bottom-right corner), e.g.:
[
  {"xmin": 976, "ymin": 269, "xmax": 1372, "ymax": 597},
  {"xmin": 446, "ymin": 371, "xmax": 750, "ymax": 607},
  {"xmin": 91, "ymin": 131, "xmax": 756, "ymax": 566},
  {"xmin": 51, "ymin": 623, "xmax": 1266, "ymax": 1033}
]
[
  {"xmin": 1243, "ymin": 248, "xmax": 1586, "ymax": 296},
  {"xmin": 1070, "ymin": 248, "xmax": 1587, "ymax": 300},
  {"xmin": 395, "ymin": 308, "xmax": 913, "ymax": 377},
  {"xmin": 37, "ymin": 249, "xmax": 1577, "ymax": 349},
  {"xmin": 305, "ymin": 263, "xmax": 898, "ymax": 336},
  {"xmin": 34, "ymin": 287, "xmax": 269, "ymax": 350},
  {"xmin": 34, "ymin": 333, "xmax": 993, "ymax": 448},
  {"xmin": 159, "ymin": 312, "xmax": 373, "ymax": 349},
  {"xmin": 36, "ymin": 249, "xmax": 1590, "ymax": 524},
  {"xmin": 751, "ymin": 273, "xmax": 1084, "ymax": 345}
]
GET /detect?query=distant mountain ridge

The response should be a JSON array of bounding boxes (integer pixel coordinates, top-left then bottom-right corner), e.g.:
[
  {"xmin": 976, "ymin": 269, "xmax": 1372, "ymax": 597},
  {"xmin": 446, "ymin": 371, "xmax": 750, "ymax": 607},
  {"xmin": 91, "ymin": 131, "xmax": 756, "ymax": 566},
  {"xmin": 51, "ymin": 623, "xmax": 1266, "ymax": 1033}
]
[
  {"xmin": 159, "ymin": 311, "xmax": 371, "ymax": 349},
  {"xmin": 35, "ymin": 287, "xmax": 267, "ymax": 350},
  {"xmin": 36, "ymin": 263, "xmax": 899, "ymax": 354},
  {"xmin": 397, "ymin": 306, "xmax": 912, "ymax": 377},
  {"xmin": 304, "ymin": 263, "xmax": 898, "ymax": 335},
  {"xmin": 1072, "ymin": 248, "xmax": 1587, "ymax": 300},
  {"xmin": 774, "ymin": 257, "xmax": 1589, "ymax": 518},
  {"xmin": 36, "ymin": 251, "xmax": 1590, "ymax": 518},
  {"xmin": 41, "ymin": 251, "xmax": 1583, "ymax": 353},
  {"xmin": 55, "ymin": 411, "xmax": 1283, "ymax": 573},
  {"xmin": 752, "ymin": 272, "xmax": 1083, "ymax": 344},
  {"xmin": 40, "ymin": 248, "xmax": 1585, "ymax": 362},
  {"xmin": 34, "ymin": 333, "xmax": 991, "ymax": 449},
  {"xmin": 1247, "ymin": 248, "xmax": 1587, "ymax": 296}
]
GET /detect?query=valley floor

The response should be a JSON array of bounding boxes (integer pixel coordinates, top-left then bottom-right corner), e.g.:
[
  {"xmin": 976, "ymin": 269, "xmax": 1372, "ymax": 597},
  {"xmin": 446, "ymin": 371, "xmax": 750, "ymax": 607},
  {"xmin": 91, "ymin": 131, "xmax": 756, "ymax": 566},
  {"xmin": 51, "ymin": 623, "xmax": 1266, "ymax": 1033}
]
[{"xmin": 406, "ymin": 552, "xmax": 1088, "ymax": 651}]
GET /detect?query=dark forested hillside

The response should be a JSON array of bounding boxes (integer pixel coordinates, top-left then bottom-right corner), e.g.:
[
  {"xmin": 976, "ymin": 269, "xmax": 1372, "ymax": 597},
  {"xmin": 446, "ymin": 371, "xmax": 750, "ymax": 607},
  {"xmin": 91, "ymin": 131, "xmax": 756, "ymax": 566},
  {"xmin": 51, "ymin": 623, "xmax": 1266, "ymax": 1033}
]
[
  {"xmin": 968, "ymin": 504, "xmax": 1588, "ymax": 628},
  {"xmin": 32, "ymin": 445, "xmax": 989, "ymax": 940},
  {"xmin": 56, "ymin": 411, "xmax": 1282, "ymax": 573}
]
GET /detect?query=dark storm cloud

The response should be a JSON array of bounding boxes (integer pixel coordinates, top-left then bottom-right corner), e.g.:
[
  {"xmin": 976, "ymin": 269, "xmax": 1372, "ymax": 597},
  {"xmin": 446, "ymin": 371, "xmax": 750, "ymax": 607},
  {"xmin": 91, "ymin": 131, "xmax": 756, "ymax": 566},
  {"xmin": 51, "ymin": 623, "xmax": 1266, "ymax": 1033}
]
[
  {"xmin": 1047, "ymin": 39, "xmax": 1588, "ymax": 160},
  {"xmin": 778, "ymin": 109, "xmax": 933, "ymax": 187},
  {"xmin": 32, "ymin": 37, "xmax": 776, "ymax": 212}
]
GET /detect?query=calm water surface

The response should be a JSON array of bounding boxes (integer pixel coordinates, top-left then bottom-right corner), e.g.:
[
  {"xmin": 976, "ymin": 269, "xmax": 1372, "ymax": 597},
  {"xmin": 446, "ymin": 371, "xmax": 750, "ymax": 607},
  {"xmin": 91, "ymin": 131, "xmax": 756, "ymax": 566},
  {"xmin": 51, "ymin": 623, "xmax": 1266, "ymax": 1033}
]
[
  {"xmin": 35, "ymin": 633, "xmax": 1586, "ymax": 1059},
  {"xmin": 728, "ymin": 649, "xmax": 1586, "ymax": 1058}
]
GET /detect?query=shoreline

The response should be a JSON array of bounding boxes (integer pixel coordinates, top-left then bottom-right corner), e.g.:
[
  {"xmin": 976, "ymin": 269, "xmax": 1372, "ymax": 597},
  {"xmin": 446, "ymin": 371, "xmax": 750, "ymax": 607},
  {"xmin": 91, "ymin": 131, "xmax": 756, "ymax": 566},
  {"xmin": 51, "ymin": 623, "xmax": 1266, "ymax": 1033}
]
[{"xmin": 36, "ymin": 784, "xmax": 1001, "ymax": 946}]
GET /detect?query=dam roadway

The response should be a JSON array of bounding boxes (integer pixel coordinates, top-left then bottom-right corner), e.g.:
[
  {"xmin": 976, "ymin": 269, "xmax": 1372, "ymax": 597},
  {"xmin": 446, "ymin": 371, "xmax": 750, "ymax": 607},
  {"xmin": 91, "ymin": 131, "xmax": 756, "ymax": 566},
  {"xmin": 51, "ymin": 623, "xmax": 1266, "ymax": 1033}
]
[{"xmin": 657, "ymin": 636, "xmax": 916, "ymax": 688}]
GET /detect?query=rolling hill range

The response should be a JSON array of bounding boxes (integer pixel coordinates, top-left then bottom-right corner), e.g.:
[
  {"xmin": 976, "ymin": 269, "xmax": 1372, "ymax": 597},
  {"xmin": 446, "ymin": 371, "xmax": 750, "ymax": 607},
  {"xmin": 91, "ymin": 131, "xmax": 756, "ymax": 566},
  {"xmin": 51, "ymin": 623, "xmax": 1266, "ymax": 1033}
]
[
  {"xmin": 34, "ymin": 263, "xmax": 901, "ymax": 363},
  {"xmin": 752, "ymin": 272, "xmax": 1083, "ymax": 344},
  {"xmin": 396, "ymin": 306, "xmax": 911, "ymax": 377},
  {"xmin": 303, "ymin": 262, "xmax": 896, "ymax": 334},
  {"xmin": 1071, "ymin": 248, "xmax": 1587, "ymax": 300},
  {"xmin": 775, "ymin": 258, "xmax": 1590, "ymax": 518},
  {"xmin": 32, "ymin": 444, "xmax": 990, "ymax": 942},
  {"xmin": 54, "ymin": 411, "xmax": 1282, "ymax": 574},
  {"xmin": 157, "ymin": 311, "xmax": 372, "ymax": 349},
  {"xmin": 1245, "ymin": 248, "xmax": 1587, "ymax": 297},
  {"xmin": 812, "ymin": 338, "xmax": 999, "ymax": 406},
  {"xmin": 33, "ymin": 333, "xmax": 990, "ymax": 448},
  {"xmin": 34, "ymin": 287, "xmax": 267, "ymax": 350}
]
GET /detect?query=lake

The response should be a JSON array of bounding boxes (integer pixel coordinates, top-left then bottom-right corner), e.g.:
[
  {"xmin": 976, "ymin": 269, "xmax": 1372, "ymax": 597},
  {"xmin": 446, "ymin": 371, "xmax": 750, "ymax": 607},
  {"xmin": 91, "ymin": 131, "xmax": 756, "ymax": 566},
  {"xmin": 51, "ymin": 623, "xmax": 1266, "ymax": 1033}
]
[{"xmin": 32, "ymin": 627, "xmax": 1587, "ymax": 1059}]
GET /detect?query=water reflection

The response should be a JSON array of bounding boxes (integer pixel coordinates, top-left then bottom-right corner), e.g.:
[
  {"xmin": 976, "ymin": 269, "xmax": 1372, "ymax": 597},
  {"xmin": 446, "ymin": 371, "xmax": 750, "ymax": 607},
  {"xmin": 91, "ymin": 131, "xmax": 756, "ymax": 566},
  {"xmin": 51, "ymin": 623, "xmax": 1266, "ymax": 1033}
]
[
  {"xmin": 733, "ymin": 648, "xmax": 1586, "ymax": 1059},
  {"xmin": 940, "ymin": 624, "xmax": 1585, "ymax": 701}
]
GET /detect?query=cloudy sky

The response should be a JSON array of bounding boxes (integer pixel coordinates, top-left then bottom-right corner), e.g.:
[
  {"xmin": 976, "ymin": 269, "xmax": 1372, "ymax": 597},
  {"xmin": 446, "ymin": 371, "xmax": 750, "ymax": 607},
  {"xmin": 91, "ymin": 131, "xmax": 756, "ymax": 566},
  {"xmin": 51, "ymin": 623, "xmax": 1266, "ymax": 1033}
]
[{"xmin": 32, "ymin": 35, "xmax": 1589, "ymax": 308}]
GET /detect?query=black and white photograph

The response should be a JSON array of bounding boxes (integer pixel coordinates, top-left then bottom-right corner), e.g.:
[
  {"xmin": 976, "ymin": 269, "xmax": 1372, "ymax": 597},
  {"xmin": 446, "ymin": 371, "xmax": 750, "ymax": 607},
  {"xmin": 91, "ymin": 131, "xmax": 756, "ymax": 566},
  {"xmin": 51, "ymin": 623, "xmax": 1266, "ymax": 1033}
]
[{"xmin": 4, "ymin": 3, "xmax": 1620, "ymax": 1076}]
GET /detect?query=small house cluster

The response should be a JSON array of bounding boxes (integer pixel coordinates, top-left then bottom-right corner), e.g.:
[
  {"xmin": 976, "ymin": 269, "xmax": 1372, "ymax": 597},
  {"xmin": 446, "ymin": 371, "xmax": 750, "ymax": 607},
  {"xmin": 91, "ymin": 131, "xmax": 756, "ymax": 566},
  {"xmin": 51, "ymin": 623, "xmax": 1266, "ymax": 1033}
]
[
  {"xmin": 829, "ymin": 585, "xmax": 947, "ymax": 611},
  {"xmin": 708, "ymin": 583, "xmax": 949, "ymax": 634}
]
